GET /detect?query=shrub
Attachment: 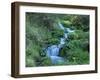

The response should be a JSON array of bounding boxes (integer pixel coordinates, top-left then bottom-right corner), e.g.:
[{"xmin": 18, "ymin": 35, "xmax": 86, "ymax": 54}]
[
  {"xmin": 51, "ymin": 29, "xmax": 64, "ymax": 38},
  {"xmin": 68, "ymin": 30, "xmax": 89, "ymax": 40},
  {"xmin": 64, "ymin": 48, "xmax": 89, "ymax": 65},
  {"xmin": 40, "ymin": 57, "xmax": 52, "ymax": 66},
  {"xmin": 61, "ymin": 20, "xmax": 72, "ymax": 27},
  {"xmin": 47, "ymin": 38, "xmax": 60, "ymax": 45},
  {"xmin": 26, "ymin": 56, "xmax": 36, "ymax": 67},
  {"xmin": 68, "ymin": 32, "xmax": 78, "ymax": 40}
]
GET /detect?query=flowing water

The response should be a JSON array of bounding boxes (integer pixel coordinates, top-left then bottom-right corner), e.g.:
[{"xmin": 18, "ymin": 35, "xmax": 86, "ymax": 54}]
[{"xmin": 46, "ymin": 22, "xmax": 74, "ymax": 64}]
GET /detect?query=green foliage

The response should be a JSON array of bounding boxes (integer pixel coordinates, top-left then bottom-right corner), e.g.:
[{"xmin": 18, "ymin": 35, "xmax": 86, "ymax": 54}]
[
  {"xmin": 59, "ymin": 23, "xmax": 89, "ymax": 65},
  {"xmin": 67, "ymin": 49, "xmax": 89, "ymax": 64},
  {"xmin": 26, "ymin": 12, "xmax": 89, "ymax": 67},
  {"xmin": 44, "ymin": 28, "xmax": 64, "ymax": 45},
  {"xmin": 39, "ymin": 57, "xmax": 52, "ymax": 66},
  {"xmin": 61, "ymin": 15, "xmax": 89, "ymax": 31},
  {"xmin": 61, "ymin": 20, "xmax": 72, "ymax": 27},
  {"xmin": 60, "ymin": 45, "xmax": 89, "ymax": 65},
  {"xmin": 47, "ymin": 38, "xmax": 60, "ymax": 45},
  {"xmin": 51, "ymin": 29, "xmax": 64, "ymax": 38},
  {"xmin": 26, "ymin": 56, "xmax": 36, "ymax": 67},
  {"xmin": 68, "ymin": 32, "xmax": 78, "ymax": 40},
  {"xmin": 71, "ymin": 15, "xmax": 89, "ymax": 31}
]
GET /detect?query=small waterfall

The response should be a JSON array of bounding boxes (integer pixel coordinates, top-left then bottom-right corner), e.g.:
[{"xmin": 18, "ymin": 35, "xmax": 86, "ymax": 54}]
[
  {"xmin": 46, "ymin": 45, "xmax": 59, "ymax": 56},
  {"xmin": 46, "ymin": 22, "xmax": 74, "ymax": 64},
  {"xmin": 58, "ymin": 22, "xmax": 65, "ymax": 30}
]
